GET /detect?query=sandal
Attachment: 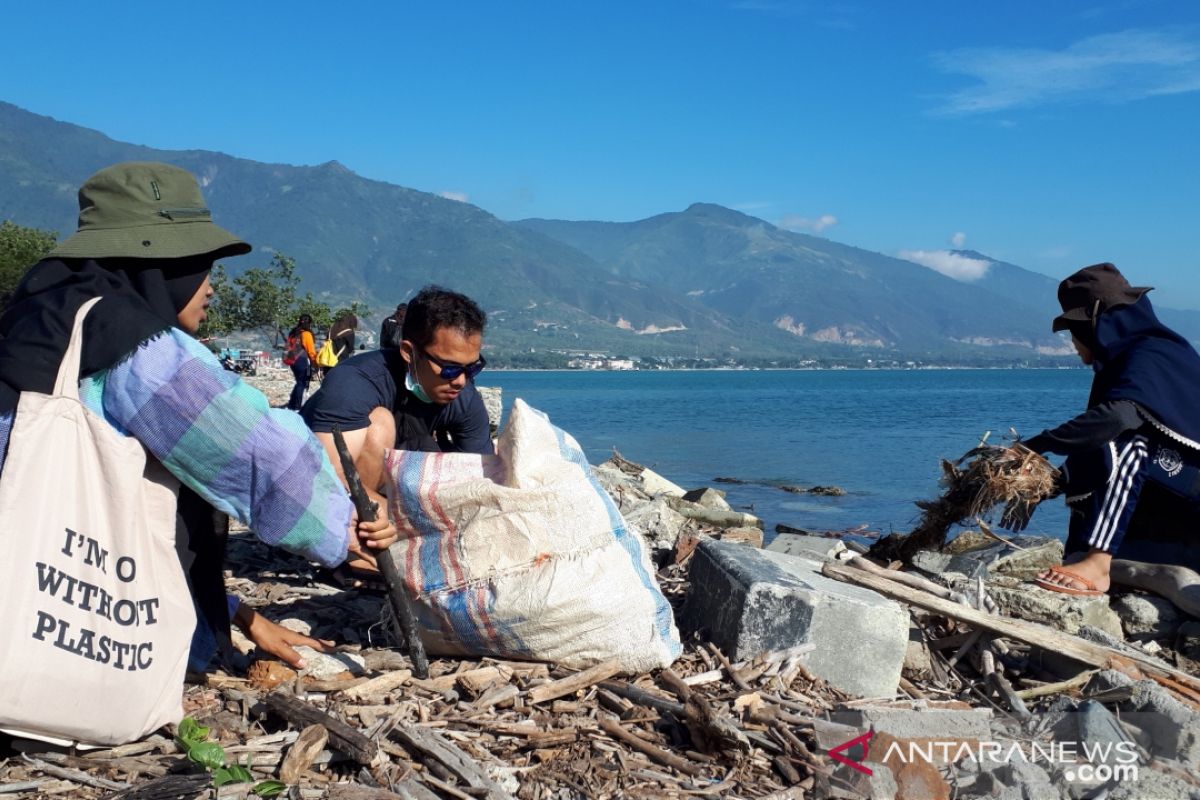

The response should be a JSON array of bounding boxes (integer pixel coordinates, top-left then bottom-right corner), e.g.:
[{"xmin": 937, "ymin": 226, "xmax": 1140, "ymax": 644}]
[{"xmin": 1033, "ymin": 565, "xmax": 1105, "ymax": 597}]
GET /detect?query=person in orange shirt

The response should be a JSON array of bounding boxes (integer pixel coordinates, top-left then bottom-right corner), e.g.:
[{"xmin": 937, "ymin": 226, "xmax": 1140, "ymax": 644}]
[{"xmin": 286, "ymin": 314, "xmax": 318, "ymax": 410}]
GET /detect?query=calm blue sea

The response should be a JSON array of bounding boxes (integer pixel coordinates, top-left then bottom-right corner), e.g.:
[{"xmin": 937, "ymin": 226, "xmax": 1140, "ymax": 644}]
[{"xmin": 480, "ymin": 369, "xmax": 1092, "ymax": 542}]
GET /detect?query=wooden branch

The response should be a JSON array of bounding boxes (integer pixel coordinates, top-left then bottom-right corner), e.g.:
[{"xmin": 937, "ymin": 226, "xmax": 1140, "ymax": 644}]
[
  {"xmin": 279, "ymin": 724, "xmax": 329, "ymax": 784},
  {"xmin": 388, "ymin": 722, "xmax": 511, "ymax": 800},
  {"xmin": 98, "ymin": 773, "xmax": 211, "ymax": 800},
  {"xmin": 820, "ymin": 562, "xmax": 1200, "ymax": 704},
  {"xmin": 526, "ymin": 658, "xmax": 621, "ymax": 704},
  {"xmin": 1014, "ymin": 670, "xmax": 1098, "ymax": 701},
  {"xmin": 598, "ymin": 680, "xmax": 686, "ymax": 716},
  {"xmin": 264, "ymin": 691, "xmax": 380, "ymax": 766},
  {"xmin": 597, "ymin": 717, "xmax": 705, "ymax": 778},
  {"xmin": 21, "ymin": 755, "xmax": 127, "ymax": 792}
]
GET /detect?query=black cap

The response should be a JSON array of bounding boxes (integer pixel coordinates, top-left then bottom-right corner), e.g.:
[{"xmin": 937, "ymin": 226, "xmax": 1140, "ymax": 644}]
[{"xmin": 1052, "ymin": 263, "xmax": 1152, "ymax": 332}]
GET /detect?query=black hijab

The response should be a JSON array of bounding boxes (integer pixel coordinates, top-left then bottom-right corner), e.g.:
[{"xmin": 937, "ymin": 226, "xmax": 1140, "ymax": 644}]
[{"xmin": 0, "ymin": 256, "xmax": 211, "ymax": 414}]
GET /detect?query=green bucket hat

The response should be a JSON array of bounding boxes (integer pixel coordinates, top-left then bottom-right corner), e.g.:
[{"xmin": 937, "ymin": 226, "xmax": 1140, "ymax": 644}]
[{"xmin": 49, "ymin": 161, "xmax": 251, "ymax": 261}]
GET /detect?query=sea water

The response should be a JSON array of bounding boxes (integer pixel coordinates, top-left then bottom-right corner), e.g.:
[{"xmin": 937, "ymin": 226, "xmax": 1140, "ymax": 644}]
[{"xmin": 481, "ymin": 369, "xmax": 1091, "ymax": 542}]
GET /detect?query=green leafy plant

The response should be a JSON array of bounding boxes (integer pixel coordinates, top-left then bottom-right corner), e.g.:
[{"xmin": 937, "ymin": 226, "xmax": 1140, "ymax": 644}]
[{"xmin": 175, "ymin": 717, "xmax": 287, "ymax": 796}]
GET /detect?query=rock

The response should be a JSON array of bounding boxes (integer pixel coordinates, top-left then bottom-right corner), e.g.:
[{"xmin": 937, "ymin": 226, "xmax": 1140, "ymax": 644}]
[
  {"xmin": 666, "ymin": 497, "xmax": 763, "ymax": 529},
  {"xmin": 476, "ymin": 386, "xmax": 503, "ymax": 436},
  {"xmin": 592, "ymin": 463, "xmax": 650, "ymax": 511},
  {"xmin": 767, "ymin": 532, "xmax": 846, "ymax": 562},
  {"xmin": 681, "ymin": 539, "xmax": 908, "ymax": 698},
  {"xmin": 1179, "ymin": 621, "xmax": 1200, "ymax": 661},
  {"xmin": 912, "ymin": 535, "xmax": 1063, "ymax": 581},
  {"xmin": 902, "ymin": 627, "xmax": 934, "ymax": 681},
  {"xmin": 640, "ymin": 466, "xmax": 686, "ymax": 498},
  {"xmin": 808, "ymin": 485, "xmax": 847, "ymax": 496},
  {"xmin": 832, "ymin": 761, "xmax": 899, "ymax": 800},
  {"xmin": 1113, "ymin": 593, "xmax": 1183, "ymax": 640},
  {"xmin": 718, "ymin": 526, "xmax": 763, "ymax": 547},
  {"xmin": 1120, "ymin": 680, "xmax": 1200, "ymax": 763},
  {"xmin": 1075, "ymin": 700, "xmax": 1137, "ymax": 767},
  {"xmin": 982, "ymin": 578, "xmax": 1123, "ymax": 639},
  {"xmin": 1106, "ymin": 765, "xmax": 1200, "ymax": 800},
  {"xmin": 622, "ymin": 496, "xmax": 689, "ymax": 553},
  {"xmin": 294, "ymin": 647, "xmax": 367, "ymax": 681},
  {"xmin": 681, "ymin": 487, "xmax": 731, "ymax": 511}
]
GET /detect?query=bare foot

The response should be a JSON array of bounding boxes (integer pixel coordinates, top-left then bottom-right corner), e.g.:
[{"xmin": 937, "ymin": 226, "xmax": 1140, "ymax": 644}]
[{"xmin": 1037, "ymin": 550, "xmax": 1112, "ymax": 593}]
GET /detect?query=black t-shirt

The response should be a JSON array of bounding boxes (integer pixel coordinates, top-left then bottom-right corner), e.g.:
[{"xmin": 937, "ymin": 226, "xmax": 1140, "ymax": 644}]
[{"xmin": 300, "ymin": 348, "xmax": 492, "ymax": 455}]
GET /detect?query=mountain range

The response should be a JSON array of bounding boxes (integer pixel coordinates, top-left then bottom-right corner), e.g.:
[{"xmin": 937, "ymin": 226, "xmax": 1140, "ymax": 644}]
[{"xmin": 3, "ymin": 101, "xmax": 1196, "ymax": 363}]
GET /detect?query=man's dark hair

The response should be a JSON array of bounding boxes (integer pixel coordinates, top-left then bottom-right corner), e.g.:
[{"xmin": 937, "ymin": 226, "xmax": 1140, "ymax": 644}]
[{"xmin": 401, "ymin": 286, "xmax": 486, "ymax": 350}]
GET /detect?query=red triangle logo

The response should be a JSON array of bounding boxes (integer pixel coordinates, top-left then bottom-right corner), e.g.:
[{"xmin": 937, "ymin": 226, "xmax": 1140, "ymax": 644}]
[{"xmin": 828, "ymin": 729, "xmax": 874, "ymax": 776}]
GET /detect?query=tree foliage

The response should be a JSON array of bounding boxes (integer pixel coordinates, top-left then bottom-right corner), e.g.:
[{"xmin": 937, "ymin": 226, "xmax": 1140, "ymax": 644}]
[
  {"xmin": 199, "ymin": 251, "xmax": 369, "ymax": 347},
  {"xmin": 0, "ymin": 220, "xmax": 57, "ymax": 309}
]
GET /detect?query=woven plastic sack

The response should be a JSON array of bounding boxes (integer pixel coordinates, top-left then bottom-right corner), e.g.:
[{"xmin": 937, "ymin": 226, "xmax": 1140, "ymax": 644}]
[{"xmin": 384, "ymin": 399, "xmax": 681, "ymax": 673}]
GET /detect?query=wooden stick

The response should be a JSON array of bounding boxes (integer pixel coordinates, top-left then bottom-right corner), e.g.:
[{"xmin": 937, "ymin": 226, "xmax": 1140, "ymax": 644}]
[
  {"xmin": 821, "ymin": 561, "xmax": 1200, "ymax": 703},
  {"xmin": 20, "ymin": 755, "xmax": 127, "ymax": 792},
  {"xmin": 598, "ymin": 680, "xmax": 686, "ymax": 716},
  {"xmin": 264, "ymin": 691, "xmax": 380, "ymax": 766},
  {"xmin": 526, "ymin": 658, "xmax": 622, "ymax": 704},
  {"xmin": 1014, "ymin": 670, "xmax": 1098, "ymax": 700},
  {"xmin": 333, "ymin": 426, "xmax": 429, "ymax": 679},
  {"xmin": 388, "ymin": 722, "xmax": 511, "ymax": 800},
  {"xmin": 597, "ymin": 717, "xmax": 705, "ymax": 777},
  {"xmin": 97, "ymin": 773, "xmax": 212, "ymax": 800},
  {"xmin": 340, "ymin": 669, "xmax": 413, "ymax": 700}
]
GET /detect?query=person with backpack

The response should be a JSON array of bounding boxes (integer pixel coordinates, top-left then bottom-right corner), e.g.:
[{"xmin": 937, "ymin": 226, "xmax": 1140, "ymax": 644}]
[
  {"xmin": 379, "ymin": 303, "xmax": 406, "ymax": 348},
  {"xmin": 285, "ymin": 314, "xmax": 317, "ymax": 410},
  {"xmin": 0, "ymin": 162, "xmax": 394, "ymax": 744},
  {"xmin": 315, "ymin": 313, "xmax": 357, "ymax": 379},
  {"xmin": 330, "ymin": 313, "xmax": 357, "ymax": 363}
]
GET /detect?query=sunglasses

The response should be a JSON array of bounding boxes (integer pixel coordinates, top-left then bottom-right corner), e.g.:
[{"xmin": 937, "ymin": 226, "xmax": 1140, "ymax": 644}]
[{"xmin": 420, "ymin": 348, "xmax": 486, "ymax": 380}]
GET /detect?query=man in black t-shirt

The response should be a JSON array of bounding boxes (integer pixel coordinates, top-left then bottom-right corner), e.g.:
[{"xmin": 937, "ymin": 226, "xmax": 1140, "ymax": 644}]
[{"xmin": 302, "ymin": 286, "xmax": 492, "ymax": 573}]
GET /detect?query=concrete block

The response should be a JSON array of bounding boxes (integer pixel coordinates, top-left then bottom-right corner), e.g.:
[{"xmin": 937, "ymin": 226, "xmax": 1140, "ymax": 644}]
[
  {"xmin": 766, "ymin": 532, "xmax": 847, "ymax": 562},
  {"xmin": 681, "ymin": 539, "xmax": 908, "ymax": 698}
]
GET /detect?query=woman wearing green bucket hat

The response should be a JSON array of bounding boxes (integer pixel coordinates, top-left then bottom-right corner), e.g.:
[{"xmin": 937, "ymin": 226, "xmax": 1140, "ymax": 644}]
[{"xmin": 0, "ymin": 162, "xmax": 393, "ymax": 743}]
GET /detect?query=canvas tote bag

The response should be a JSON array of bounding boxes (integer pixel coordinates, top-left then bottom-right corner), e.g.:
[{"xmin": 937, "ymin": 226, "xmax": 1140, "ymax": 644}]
[{"xmin": 0, "ymin": 298, "xmax": 196, "ymax": 745}]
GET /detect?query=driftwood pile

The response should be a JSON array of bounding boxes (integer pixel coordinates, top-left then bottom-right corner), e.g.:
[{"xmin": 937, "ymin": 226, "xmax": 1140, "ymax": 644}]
[
  {"xmin": 5, "ymin": 519, "xmax": 1199, "ymax": 800},
  {"xmin": 872, "ymin": 443, "xmax": 1062, "ymax": 564}
]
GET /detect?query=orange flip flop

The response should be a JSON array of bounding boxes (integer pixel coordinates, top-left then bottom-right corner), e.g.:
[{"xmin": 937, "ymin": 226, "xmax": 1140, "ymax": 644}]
[{"xmin": 1033, "ymin": 565, "xmax": 1104, "ymax": 597}]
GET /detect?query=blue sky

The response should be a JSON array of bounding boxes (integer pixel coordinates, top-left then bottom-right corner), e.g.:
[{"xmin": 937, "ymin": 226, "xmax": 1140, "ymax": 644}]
[{"xmin": 3, "ymin": 1, "xmax": 1199, "ymax": 306}]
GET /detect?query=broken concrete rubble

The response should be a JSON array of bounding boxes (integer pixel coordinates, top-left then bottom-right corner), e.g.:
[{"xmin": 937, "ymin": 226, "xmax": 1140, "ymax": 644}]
[
  {"xmin": 1113, "ymin": 593, "xmax": 1183, "ymax": 640},
  {"xmin": 913, "ymin": 533, "xmax": 1063, "ymax": 581},
  {"xmin": 767, "ymin": 531, "xmax": 847, "ymax": 562},
  {"xmin": 963, "ymin": 575, "xmax": 1124, "ymax": 638}
]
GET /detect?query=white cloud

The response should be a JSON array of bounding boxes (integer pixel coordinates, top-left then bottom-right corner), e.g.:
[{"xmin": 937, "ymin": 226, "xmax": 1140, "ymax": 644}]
[
  {"xmin": 899, "ymin": 249, "xmax": 993, "ymax": 282},
  {"xmin": 950, "ymin": 231, "xmax": 967, "ymax": 248},
  {"xmin": 932, "ymin": 28, "xmax": 1200, "ymax": 115},
  {"xmin": 779, "ymin": 213, "xmax": 838, "ymax": 233},
  {"xmin": 439, "ymin": 190, "xmax": 469, "ymax": 203}
]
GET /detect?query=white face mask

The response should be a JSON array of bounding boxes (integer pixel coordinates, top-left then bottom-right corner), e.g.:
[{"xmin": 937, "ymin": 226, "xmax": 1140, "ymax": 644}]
[{"xmin": 405, "ymin": 368, "xmax": 433, "ymax": 404}]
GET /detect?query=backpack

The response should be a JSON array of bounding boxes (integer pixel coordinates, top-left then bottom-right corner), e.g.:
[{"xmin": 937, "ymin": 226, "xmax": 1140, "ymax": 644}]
[
  {"xmin": 315, "ymin": 338, "xmax": 339, "ymax": 369},
  {"xmin": 282, "ymin": 333, "xmax": 304, "ymax": 366}
]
